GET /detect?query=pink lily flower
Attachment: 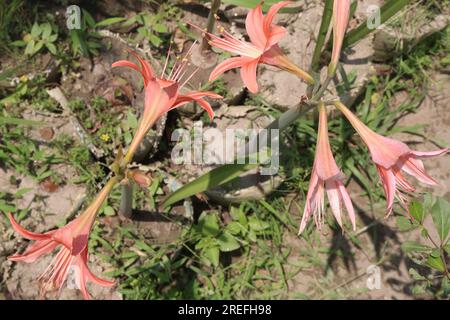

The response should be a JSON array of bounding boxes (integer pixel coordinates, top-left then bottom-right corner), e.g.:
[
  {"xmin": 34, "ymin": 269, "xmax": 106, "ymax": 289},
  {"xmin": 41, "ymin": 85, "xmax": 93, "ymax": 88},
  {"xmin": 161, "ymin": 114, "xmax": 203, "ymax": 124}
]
[
  {"xmin": 112, "ymin": 49, "xmax": 222, "ymax": 163},
  {"xmin": 334, "ymin": 101, "xmax": 450, "ymax": 216},
  {"xmin": 195, "ymin": 1, "xmax": 314, "ymax": 93},
  {"xmin": 328, "ymin": 0, "xmax": 351, "ymax": 76},
  {"xmin": 299, "ymin": 104, "xmax": 356, "ymax": 234},
  {"xmin": 7, "ymin": 178, "xmax": 117, "ymax": 299}
]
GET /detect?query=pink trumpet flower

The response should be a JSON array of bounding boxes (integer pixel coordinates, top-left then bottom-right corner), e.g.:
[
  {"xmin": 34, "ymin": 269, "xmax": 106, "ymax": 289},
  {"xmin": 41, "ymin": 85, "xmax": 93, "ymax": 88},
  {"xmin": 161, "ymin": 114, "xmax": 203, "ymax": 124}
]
[
  {"xmin": 328, "ymin": 0, "xmax": 351, "ymax": 76},
  {"xmin": 112, "ymin": 48, "xmax": 222, "ymax": 164},
  {"xmin": 299, "ymin": 104, "xmax": 356, "ymax": 234},
  {"xmin": 7, "ymin": 178, "xmax": 117, "ymax": 299},
  {"xmin": 334, "ymin": 101, "xmax": 450, "ymax": 216},
  {"xmin": 195, "ymin": 1, "xmax": 314, "ymax": 93}
]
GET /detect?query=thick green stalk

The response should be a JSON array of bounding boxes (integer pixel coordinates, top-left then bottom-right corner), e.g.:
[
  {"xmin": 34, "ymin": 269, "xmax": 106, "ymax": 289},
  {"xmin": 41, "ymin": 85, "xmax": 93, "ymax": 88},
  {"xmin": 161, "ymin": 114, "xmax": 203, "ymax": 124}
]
[
  {"xmin": 201, "ymin": 0, "xmax": 221, "ymax": 52},
  {"xmin": 311, "ymin": 0, "xmax": 334, "ymax": 72}
]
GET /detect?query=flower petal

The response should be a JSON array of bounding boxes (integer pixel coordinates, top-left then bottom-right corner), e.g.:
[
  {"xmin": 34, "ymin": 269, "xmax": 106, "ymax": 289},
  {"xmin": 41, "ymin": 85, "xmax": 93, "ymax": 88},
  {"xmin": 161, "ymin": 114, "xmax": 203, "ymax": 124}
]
[
  {"xmin": 325, "ymin": 180, "xmax": 343, "ymax": 228},
  {"xmin": 79, "ymin": 248, "xmax": 115, "ymax": 287},
  {"xmin": 299, "ymin": 171, "xmax": 320, "ymax": 234},
  {"xmin": 337, "ymin": 180, "xmax": 356, "ymax": 231},
  {"xmin": 240, "ymin": 59, "xmax": 260, "ymax": 93},
  {"xmin": 8, "ymin": 213, "xmax": 49, "ymax": 241},
  {"xmin": 314, "ymin": 105, "xmax": 342, "ymax": 180},
  {"xmin": 245, "ymin": 4, "xmax": 267, "ymax": 49},
  {"xmin": 410, "ymin": 147, "xmax": 450, "ymax": 159},
  {"xmin": 128, "ymin": 50, "xmax": 154, "ymax": 84},
  {"xmin": 170, "ymin": 92, "xmax": 219, "ymax": 120},
  {"xmin": 376, "ymin": 166, "xmax": 396, "ymax": 216},
  {"xmin": 266, "ymin": 25, "xmax": 286, "ymax": 48},
  {"xmin": 111, "ymin": 60, "xmax": 141, "ymax": 74},
  {"xmin": 401, "ymin": 158, "xmax": 438, "ymax": 186},
  {"xmin": 8, "ymin": 239, "xmax": 58, "ymax": 263},
  {"xmin": 209, "ymin": 57, "xmax": 250, "ymax": 82},
  {"xmin": 263, "ymin": 1, "xmax": 290, "ymax": 37}
]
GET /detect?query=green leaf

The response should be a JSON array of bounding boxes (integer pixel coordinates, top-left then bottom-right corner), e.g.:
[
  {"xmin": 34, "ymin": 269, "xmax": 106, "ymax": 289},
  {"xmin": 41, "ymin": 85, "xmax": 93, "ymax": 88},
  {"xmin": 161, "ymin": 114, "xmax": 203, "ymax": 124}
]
[
  {"xmin": 41, "ymin": 22, "xmax": 52, "ymax": 39},
  {"xmin": 218, "ymin": 232, "xmax": 240, "ymax": 252},
  {"xmin": 103, "ymin": 206, "xmax": 115, "ymax": 216},
  {"xmin": 163, "ymin": 163, "xmax": 257, "ymax": 208},
  {"xmin": 409, "ymin": 200, "xmax": 425, "ymax": 224},
  {"xmin": 203, "ymin": 246, "xmax": 220, "ymax": 268},
  {"xmin": 30, "ymin": 22, "xmax": 41, "ymax": 37},
  {"xmin": 45, "ymin": 42, "xmax": 57, "ymax": 55},
  {"xmin": 426, "ymin": 254, "xmax": 445, "ymax": 272},
  {"xmin": 0, "ymin": 117, "xmax": 44, "ymax": 126},
  {"xmin": 396, "ymin": 216, "xmax": 418, "ymax": 232},
  {"xmin": 197, "ymin": 212, "xmax": 220, "ymax": 237},
  {"xmin": 33, "ymin": 40, "xmax": 44, "ymax": 54},
  {"xmin": 311, "ymin": 0, "xmax": 333, "ymax": 72},
  {"xmin": 24, "ymin": 39, "xmax": 35, "ymax": 55},
  {"xmin": 444, "ymin": 243, "xmax": 450, "ymax": 255},
  {"xmin": 248, "ymin": 216, "xmax": 270, "ymax": 232},
  {"xmin": 10, "ymin": 40, "xmax": 26, "ymax": 47},
  {"xmin": 401, "ymin": 241, "xmax": 432, "ymax": 254},
  {"xmin": 408, "ymin": 268, "xmax": 426, "ymax": 281},
  {"xmin": 431, "ymin": 198, "xmax": 450, "ymax": 243},
  {"xmin": 95, "ymin": 17, "xmax": 127, "ymax": 27},
  {"xmin": 153, "ymin": 24, "xmax": 168, "ymax": 33},
  {"xmin": 343, "ymin": 0, "xmax": 412, "ymax": 48},
  {"xmin": 70, "ymin": 30, "xmax": 90, "ymax": 57},
  {"xmin": 220, "ymin": 0, "xmax": 302, "ymax": 13},
  {"xmin": 82, "ymin": 9, "xmax": 96, "ymax": 28}
]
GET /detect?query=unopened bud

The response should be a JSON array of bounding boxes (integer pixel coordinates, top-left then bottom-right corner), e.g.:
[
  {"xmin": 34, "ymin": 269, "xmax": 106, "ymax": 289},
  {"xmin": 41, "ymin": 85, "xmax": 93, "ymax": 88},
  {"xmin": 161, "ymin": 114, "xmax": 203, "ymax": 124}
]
[{"xmin": 129, "ymin": 170, "xmax": 151, "ymax": 188}]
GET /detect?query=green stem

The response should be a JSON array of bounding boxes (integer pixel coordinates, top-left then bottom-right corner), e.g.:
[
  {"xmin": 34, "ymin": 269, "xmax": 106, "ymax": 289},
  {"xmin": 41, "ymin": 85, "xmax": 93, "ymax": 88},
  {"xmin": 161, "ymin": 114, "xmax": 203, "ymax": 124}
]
[
  {"xmin": 201, "ymin": 0, "xmax": 221, "ymax": 52},
  {"xmin": 311, "ymin": 0, "xmax": 334, "ymax": 72},
  {"xmin": 119, "ymin": 182, "xmax": 133, "ymax": 219}
]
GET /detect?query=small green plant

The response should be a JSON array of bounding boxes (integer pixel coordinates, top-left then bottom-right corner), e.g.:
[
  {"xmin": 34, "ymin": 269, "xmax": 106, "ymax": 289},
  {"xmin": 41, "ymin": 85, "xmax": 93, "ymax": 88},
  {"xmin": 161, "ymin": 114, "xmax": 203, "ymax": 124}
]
[
  {"xmin": 398, "ymin": 196, "xmax": 450, "ymax": 298},
  {"xmin": 13, "ymin": 22, "xmax": 58, "ymax": 56},
  {"xmin": 121, "ymin": 4, "xmax": 178, "ymax": 47}
]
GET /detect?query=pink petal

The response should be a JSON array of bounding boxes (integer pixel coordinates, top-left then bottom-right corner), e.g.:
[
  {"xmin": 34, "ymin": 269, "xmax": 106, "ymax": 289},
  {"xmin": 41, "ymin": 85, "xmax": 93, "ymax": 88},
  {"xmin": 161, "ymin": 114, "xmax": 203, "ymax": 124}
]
[
  {"xmin": 299, "ymin": 171, "xmax": 320, "ymax": 234},
  {"xmin": 410, "ymin": 147, "xmax": 450, "ymax": 159},
  {"xmin": 79, "ymin": 248, "xmax": 115, "ymax": 287},
  {"xmin": 401, "ymin": 158, "xmax": 438, "ymax": 186},
  {"xmin": 170, "ymin": 93, "xmax": 217, "ymax": 120},
  {"xmin": 8, "ymin": 213, "xmax": 49, "ymax": 241},
  {"xmin": 111, "ymin": 60, "xmax": 141, "ymax": 74},
  {"xmin": 240, "ymin": 59, "xmax": 259, "ymax": 93},
  {"xmin": 266, "ymin": 25, "xmax": 286, "ymax": 48},
  {"xmin": 263, "ymin": 1, "xmax": 290, "ymax": 36},
  {"xmin": 8, "ymin": 239, "xmax": 58, "ymax": 263},
  {"xmin": 337, "ymin": 180, "xmax": 356, "ymax": 231},
  {"xmin": 314, "ymin": 105, "xmax": 342, "ymax": 180},
  {"xmin": 209, "ymin": 57, "xmax": 250, "ymax": 82},
  {"xmin": 325, "ymin": 180, "xmax": 343, "ymax": 228},
  {"xmin": 376, "ymin": 166, "xmax": 396, "ymax": 216},
  {"xmin": 127, "ymin": 50, "xmax": 154, "ymax": 84},
  {"xmin": 366, "ymin": 133, "xmax": 410, "ymax": 169},
  {"xmin": 245, "ymin": 4, "xmax": 267, "ymax": 49},
  {"xmin": 334, "ymin": 102, "xmax": 410, "ymax": 169},
  {"xmin": 330, "ymin": 0, "xmax": 351, "ymax": 72}
]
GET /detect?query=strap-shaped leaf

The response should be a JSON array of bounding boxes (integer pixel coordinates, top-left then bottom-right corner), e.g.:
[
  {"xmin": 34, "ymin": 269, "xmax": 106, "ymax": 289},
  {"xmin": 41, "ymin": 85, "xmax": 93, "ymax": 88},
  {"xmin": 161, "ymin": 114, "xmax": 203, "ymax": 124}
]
[
  {"xmin": 163, "ymin": 163, "xmax": 257, "ymax": 208},
  {"xmin": 343, "ymin": 0, "xmax": 413, "ymax": 48}
]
